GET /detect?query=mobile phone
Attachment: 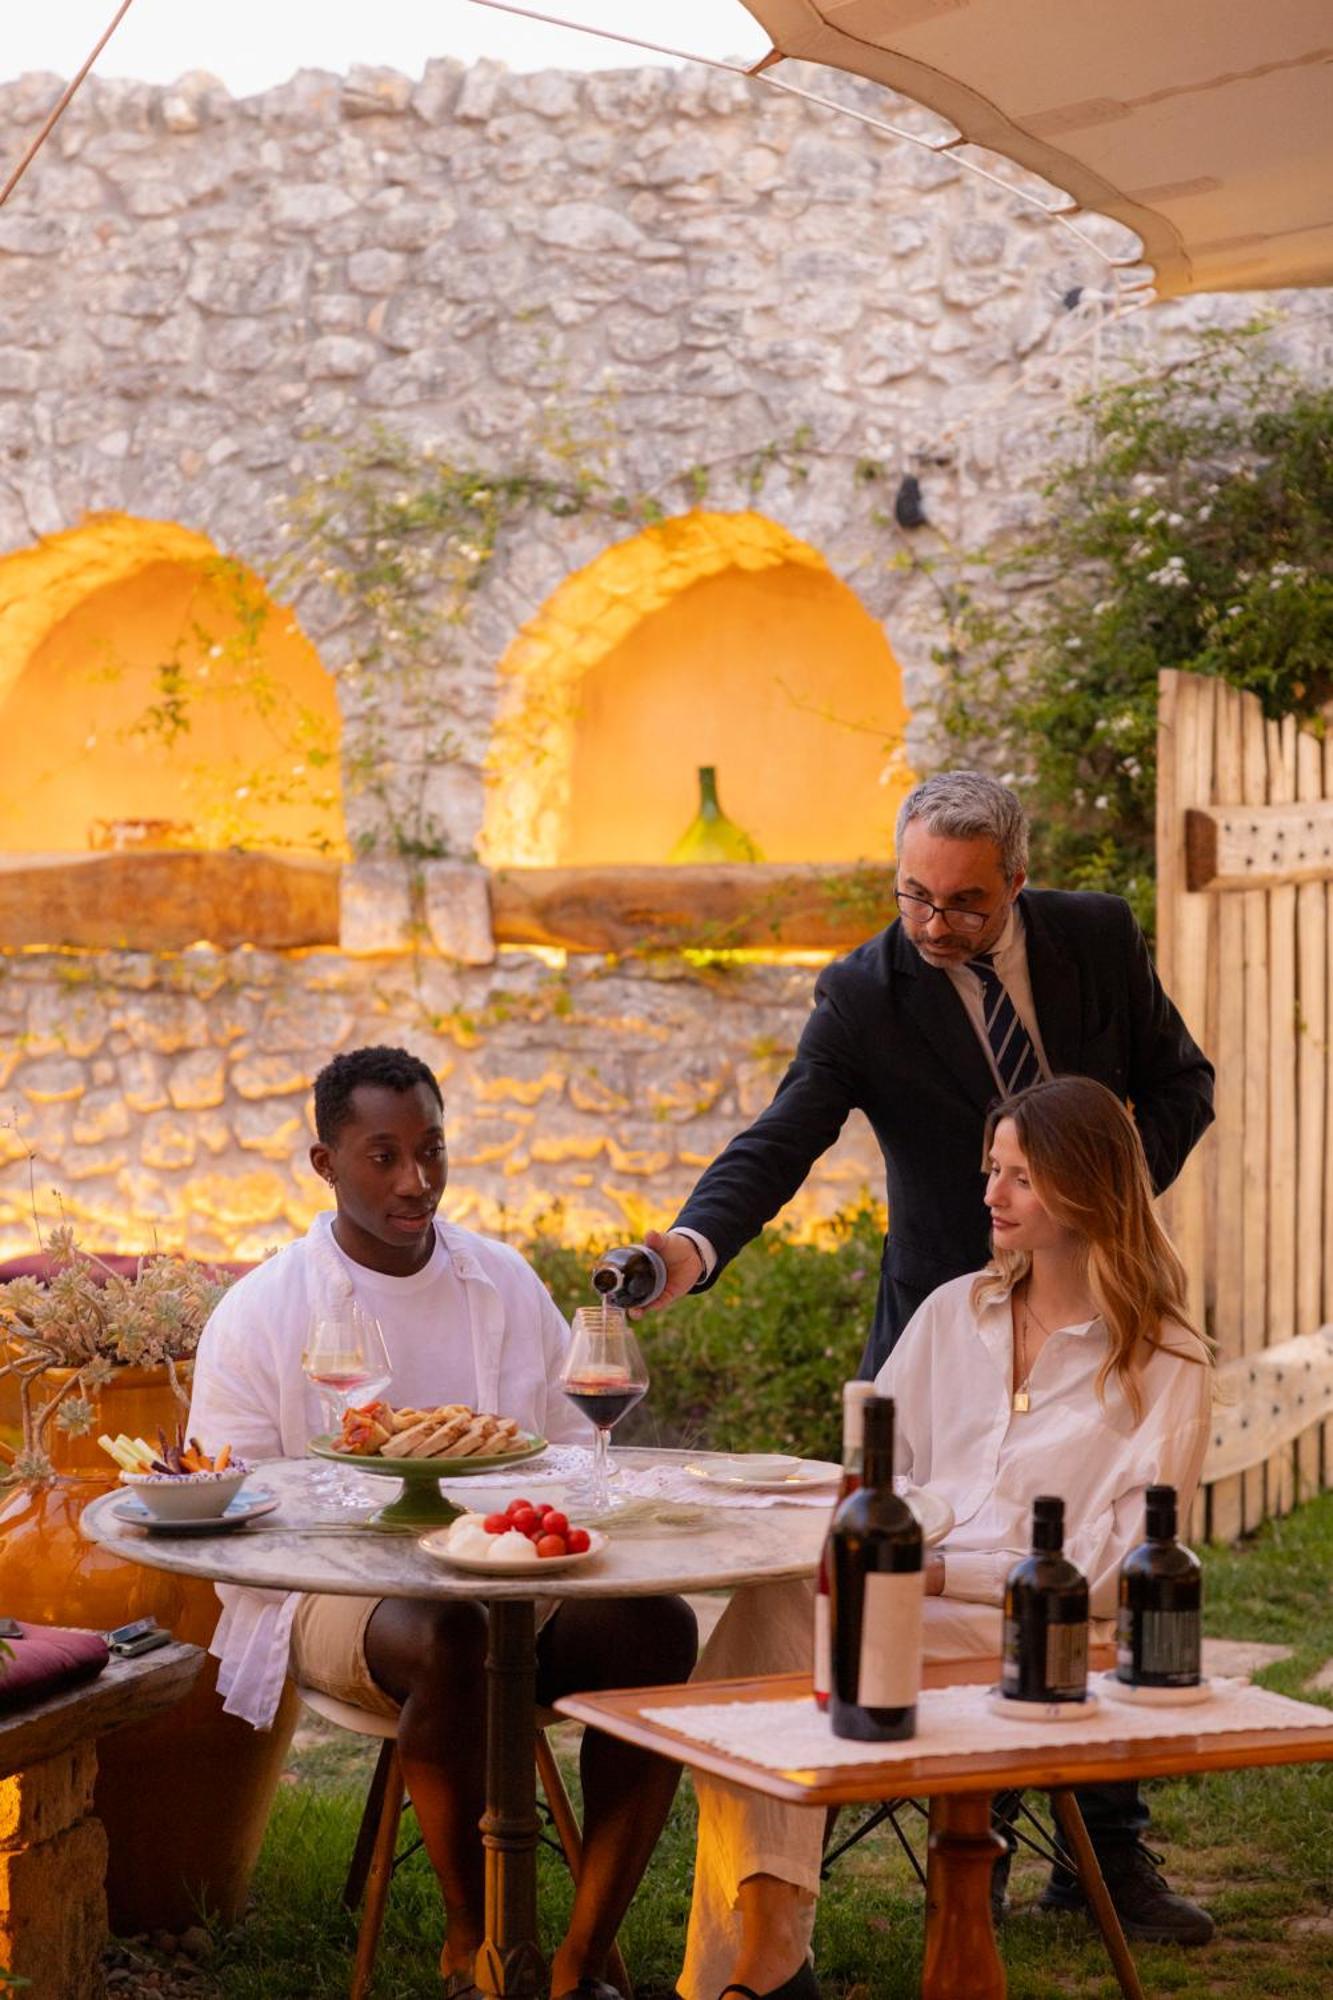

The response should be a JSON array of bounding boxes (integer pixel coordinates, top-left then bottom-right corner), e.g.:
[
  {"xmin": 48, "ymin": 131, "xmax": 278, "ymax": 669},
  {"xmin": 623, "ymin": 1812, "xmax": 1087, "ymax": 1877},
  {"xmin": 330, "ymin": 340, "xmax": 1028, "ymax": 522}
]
[
  {"xmin": 105, "ymin": 1618, "xmax": 159, "ymax": 1647},
  {"xmin": 109, "ymin": 1627, "xmax": 172, "ymax": 1658}
]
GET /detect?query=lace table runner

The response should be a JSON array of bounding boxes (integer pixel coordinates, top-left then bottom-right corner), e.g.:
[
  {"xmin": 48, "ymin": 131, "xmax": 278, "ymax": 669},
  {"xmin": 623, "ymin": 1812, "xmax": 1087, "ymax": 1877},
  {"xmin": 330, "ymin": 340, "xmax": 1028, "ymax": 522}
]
[
  {"xmin": 440, "ymin": 1450, "xmax": 839, "ymax": 1510},
  {"xmin": 640, "ymin": 1679, "xmax": 1333, "ymax": 1772}
]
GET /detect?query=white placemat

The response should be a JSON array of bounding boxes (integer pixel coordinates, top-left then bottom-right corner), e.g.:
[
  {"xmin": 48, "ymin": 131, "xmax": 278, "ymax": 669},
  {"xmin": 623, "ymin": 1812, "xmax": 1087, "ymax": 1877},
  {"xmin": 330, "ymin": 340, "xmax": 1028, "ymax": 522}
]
[
  {"xmin": 613, "ymin": 1462, "xmax": 837, "ymax": 1510},
  {"xmin": 439, "ymin": 1451, "xmax": 838, "ymax": 1509},
  {"xmin": 640, "ymin": 1679, "xmax": 1333, "ymax": 1772}
]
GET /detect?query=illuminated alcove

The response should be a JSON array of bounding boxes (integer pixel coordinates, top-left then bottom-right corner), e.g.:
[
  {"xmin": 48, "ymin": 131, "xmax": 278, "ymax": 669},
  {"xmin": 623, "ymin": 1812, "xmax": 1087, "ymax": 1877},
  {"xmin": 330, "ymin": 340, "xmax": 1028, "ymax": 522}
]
[
  {"xmin": 482, "ymin": 511, "xmax": 911, "ymax": 868},
  {"xmin": 0, "ymin": 514, "xmax": 344, "ymax": 856}
]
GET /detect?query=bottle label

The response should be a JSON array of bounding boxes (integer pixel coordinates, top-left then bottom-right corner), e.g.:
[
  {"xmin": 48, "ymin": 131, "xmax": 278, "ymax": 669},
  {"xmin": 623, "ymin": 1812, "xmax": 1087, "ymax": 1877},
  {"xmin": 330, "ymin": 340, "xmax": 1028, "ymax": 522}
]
[
  {"xmin": 1044, "ymin": 1620, "xmax": 1087, "ymax": 1698},
  {"xmin": 813, "ymin": 1592, "xmax": 831, "ymax": 1701},
  {"xmin": 856, "ymin": 1571, "xmax": 923, "ymax": 1708},
  {"xmin": 1117, "ymin": 1607, "xmax": 1202, "ymax": 1683},
  {"xmin": 1001, "ymin": 1614, "xmax": 1087, "ymax": 1699}
]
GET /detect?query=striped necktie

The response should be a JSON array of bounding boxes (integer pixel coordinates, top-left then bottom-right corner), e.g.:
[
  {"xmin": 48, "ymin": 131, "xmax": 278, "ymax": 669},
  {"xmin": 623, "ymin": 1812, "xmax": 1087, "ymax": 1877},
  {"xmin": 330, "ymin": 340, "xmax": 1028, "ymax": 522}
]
[{"xmin": 970, "ymin": 953, "xmax": 1042, "ymax": 1097}]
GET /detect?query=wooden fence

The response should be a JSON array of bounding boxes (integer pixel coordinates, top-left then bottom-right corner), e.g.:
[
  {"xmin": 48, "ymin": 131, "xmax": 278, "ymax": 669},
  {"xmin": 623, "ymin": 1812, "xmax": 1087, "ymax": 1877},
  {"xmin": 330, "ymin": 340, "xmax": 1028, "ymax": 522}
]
[{"xmin": 1156, "ymin": 668, "xmax": 1333, "ymax": 1539}]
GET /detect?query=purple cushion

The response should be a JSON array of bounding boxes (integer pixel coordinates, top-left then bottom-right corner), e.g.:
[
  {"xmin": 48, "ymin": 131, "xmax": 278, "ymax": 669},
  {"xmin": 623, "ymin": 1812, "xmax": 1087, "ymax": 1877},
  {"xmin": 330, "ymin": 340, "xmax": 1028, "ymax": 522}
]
[{"xmin": 0, "ymin": 1623, "xmax": 110, "ymax": 1713}]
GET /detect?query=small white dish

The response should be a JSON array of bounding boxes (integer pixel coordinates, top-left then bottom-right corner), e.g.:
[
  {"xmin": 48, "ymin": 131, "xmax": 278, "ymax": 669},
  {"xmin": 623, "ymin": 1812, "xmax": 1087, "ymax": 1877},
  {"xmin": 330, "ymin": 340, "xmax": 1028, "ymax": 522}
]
[
  {"xmin": 987, "ymin": 1685, "xmax": 1101, "ymax": 1721},
  {"xmin": 119, "ymin": 1464, "xmax": 250, "ymax": 1521},
  {"xmin": 685, "ymin": 1455, "xmax": 841, "ymax": 1491},
  {"xmin": 112, "ymin": 1486, "xmax": 277, "ymax": 1535},
  {"xmin": 1098, "ymin": 1670, "xmax": 1214, "ymax": 1708},
  {"xmin": 418, "ymin": 1526, "xmax": 609, "ymax": 1574}
]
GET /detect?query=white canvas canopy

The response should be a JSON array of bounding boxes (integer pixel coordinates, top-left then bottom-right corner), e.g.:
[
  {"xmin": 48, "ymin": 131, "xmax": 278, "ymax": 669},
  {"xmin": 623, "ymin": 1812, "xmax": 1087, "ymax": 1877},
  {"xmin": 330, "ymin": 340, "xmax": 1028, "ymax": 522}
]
[{"xmin": 738, "ymin": 1, "xmax": 1333, "ymax": 296}]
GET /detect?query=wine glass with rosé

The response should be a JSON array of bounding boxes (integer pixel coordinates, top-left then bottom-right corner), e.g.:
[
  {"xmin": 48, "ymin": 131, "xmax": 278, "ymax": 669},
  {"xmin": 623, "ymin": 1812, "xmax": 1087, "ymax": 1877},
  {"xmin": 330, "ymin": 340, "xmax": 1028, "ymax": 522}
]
[
  {"xmin": 303, "ymin": 1303, "xmax": 392, "ymax": 1499},
  {"xmin": 560, "ymin": 1305, "xmax": 648, "ymax": 1516}
]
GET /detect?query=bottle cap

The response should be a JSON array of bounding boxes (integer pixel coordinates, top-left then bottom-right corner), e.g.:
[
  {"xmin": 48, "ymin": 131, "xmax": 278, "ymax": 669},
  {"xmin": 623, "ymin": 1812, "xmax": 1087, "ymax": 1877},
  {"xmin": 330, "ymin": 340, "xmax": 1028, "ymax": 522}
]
[
  {"xmin": 1031, "ymin": 1494, "xmax": 1064, "ymax": 1550},
  {"xmin": 861, "ymin": 1395, "xmax": 896, "ymax": 1475},
  {"xmin": 1145, "ymin": 1484, "xmax": 1178, "ymax": 1537},
  {"xmin": 841, "ymin": 1380, "xmax": 877, "ymax": 1448}
]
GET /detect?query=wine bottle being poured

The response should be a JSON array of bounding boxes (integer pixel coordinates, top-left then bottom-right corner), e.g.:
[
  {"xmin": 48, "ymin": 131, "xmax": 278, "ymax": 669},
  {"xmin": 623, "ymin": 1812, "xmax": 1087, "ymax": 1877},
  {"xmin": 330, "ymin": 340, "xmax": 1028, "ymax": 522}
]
[{"xmin": 591, "ymin": 1244, "xmax": 668, "ymax": 1311}]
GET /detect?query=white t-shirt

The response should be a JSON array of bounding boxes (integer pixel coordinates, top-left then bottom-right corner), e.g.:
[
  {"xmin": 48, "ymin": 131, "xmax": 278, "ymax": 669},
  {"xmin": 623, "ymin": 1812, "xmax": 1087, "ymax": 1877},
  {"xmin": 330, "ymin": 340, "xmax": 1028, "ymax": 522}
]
[{"xmin": 188, "ymin": 1212, "xmax": 590, "ymax": 1727}]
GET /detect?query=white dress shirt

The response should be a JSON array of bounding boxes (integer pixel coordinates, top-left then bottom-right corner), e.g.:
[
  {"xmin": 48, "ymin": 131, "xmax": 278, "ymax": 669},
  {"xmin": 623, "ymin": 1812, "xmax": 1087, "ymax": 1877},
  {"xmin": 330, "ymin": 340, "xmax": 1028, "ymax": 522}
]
[
  {"xmin": 677, "ymin": 902, "xmax": 1050, "ymax": 1279},
  {"xmin": 876, "ymin": 1272, "xmax": 1212, "ymax": 1620},
  {"xmin": 187, "ymin": 1213, "xmax": 590, "ymax": 1728}
]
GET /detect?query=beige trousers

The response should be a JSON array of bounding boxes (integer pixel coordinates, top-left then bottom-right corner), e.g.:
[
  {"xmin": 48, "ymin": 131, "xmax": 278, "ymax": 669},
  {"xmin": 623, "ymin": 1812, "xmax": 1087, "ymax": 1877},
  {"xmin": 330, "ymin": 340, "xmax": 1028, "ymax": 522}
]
[{"xmin": 677, "ymin": 1580, "xmax": 1006, "ymax": 2000}]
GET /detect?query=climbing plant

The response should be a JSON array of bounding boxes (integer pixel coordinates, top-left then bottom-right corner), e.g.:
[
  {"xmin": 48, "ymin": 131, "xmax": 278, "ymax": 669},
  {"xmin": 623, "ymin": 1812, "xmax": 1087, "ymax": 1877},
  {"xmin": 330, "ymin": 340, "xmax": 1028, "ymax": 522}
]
[{"xmin": 928, "ymin": 322, "xmax": 1333, "ymax": 931}]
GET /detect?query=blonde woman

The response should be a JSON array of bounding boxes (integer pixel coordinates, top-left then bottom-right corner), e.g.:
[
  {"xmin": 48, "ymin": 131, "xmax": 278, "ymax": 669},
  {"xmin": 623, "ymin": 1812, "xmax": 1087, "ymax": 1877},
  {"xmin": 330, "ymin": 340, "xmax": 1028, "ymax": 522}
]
[{"xmin": 681, "ymin": 1076, "xmax": 1214, "ymax": 2000}]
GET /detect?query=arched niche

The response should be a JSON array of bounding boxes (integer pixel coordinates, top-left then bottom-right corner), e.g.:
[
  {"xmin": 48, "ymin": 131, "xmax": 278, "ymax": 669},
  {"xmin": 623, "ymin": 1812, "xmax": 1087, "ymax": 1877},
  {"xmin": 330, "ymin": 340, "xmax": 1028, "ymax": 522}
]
[
  {"xmin": 481, "ymin": 510, "xmax": 911, "ymax": 868},
  {"xmin": 0, "ymin": 513, "xmax": 344, "ymax": 857}
]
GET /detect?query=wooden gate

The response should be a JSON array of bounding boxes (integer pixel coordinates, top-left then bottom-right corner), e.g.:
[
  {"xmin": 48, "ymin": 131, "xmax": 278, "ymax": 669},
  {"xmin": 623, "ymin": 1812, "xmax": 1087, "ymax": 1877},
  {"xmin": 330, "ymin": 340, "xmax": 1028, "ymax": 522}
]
[{"xmin": 1156, "ymin": 668, "xmax": 1333, "ymax": 1539}]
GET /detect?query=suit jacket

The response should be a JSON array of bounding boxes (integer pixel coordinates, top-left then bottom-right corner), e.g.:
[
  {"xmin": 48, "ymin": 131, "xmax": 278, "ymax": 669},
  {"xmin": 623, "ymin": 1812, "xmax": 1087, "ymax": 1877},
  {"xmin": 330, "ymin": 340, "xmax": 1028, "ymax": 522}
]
[{"xmin": 674, "ymin": 889, "xmax": 1215, "ymax": 1377}]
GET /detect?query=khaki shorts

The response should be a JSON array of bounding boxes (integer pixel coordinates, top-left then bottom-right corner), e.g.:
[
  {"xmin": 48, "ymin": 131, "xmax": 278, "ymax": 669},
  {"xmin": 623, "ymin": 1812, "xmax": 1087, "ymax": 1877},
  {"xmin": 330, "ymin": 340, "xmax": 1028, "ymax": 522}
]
[
  {"xmin": 289, "ymin": 1592, "xmax": 563, "ymax": 1721},
  {"xmin": 290, "ymin": 1592, "xmax": 401, "ymax": 1719}
]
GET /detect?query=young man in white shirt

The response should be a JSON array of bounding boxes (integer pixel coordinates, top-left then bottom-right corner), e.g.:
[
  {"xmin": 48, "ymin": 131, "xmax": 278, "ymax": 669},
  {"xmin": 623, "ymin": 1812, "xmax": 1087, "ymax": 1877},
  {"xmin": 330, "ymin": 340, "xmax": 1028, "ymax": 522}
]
[{"xmin": 189, "ymin": 1044, "xmax": 696, "ymax": 2000}]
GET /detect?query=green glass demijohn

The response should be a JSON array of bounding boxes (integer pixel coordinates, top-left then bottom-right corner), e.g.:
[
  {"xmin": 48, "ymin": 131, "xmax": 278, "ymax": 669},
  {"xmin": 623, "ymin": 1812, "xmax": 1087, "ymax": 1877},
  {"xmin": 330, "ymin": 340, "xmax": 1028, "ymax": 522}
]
[{"xmin": 668, "ymin": 765, "xmax": 763, "ymax": 863}]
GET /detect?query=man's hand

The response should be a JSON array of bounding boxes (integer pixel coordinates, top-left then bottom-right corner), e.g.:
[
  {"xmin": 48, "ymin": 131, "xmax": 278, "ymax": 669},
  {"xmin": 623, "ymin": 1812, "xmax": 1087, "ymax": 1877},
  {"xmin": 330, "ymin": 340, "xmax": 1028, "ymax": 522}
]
[
  {"xmin": 925, "ymin": 1553, "xmax": 945, "ymax": 1596},
  {"xmin": 638, "ymin": 1229, "xmax": 703, "ymax": 1312}
]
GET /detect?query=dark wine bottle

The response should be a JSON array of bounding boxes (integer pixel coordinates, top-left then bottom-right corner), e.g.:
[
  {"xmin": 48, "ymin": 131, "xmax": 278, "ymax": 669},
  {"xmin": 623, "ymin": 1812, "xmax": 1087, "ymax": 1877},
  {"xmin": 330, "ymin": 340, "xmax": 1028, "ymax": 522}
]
[
  {"xmin": 591, "ymin": 1244, "xmax": 667, "ymax": 1310},
  {"xmin": 829, "ymin": 1396, "xmax": 923, "ymax": 1741},
  {"xmin": 813, "ymin": 1381, "xmax": 877, "ymax": 1711},
  {"xmin": 1000, "ymin": 1495, "xmax": 1089, "ymax": 1703},
  {"xmin": 1116, "ymin": 1484, "xmax": 1203, "ymax": 1687}
]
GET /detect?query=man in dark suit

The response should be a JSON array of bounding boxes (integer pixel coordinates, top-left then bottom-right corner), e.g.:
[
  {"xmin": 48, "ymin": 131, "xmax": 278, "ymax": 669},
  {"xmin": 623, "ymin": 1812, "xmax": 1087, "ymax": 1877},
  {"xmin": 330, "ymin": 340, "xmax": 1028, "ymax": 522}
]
[
  {"xmin": 649, "ymin": 770, "xmax": 1213, "ymax": 1377},
  {"xmin": 641, "ymin": 771, "xmax": 1216, "ymax": 1945}
]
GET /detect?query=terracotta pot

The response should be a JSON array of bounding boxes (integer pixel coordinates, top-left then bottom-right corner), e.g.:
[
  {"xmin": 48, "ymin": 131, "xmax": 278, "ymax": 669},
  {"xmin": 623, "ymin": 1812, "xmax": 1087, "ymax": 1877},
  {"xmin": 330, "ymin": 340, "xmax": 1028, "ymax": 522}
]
[{"xmin": 0, "ymin": 1363, "xmax": 297, "ymax": 1931}]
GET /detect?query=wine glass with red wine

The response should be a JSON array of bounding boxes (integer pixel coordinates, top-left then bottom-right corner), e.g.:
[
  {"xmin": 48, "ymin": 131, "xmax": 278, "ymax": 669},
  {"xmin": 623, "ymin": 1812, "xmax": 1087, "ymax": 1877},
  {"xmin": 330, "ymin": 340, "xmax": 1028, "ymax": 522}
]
[{"xmin": 560, "ymin": 1305, "xmax": 648, "ymax": 1516}]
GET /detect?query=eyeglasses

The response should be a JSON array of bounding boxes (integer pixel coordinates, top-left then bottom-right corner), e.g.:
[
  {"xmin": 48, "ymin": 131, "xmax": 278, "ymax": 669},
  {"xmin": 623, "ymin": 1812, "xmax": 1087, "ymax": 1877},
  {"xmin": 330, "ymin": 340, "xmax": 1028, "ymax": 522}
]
[{"xmin": 894, "ymin": 889, "xmax": 993, "ymax": 936}]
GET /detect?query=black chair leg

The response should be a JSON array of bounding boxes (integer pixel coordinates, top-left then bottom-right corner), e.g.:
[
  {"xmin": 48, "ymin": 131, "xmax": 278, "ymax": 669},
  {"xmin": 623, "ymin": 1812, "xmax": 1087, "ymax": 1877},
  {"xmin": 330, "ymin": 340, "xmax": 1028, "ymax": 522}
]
[{"xmin": 344, "ymin": 1738, "xmax": 398, "ymax": 1912}]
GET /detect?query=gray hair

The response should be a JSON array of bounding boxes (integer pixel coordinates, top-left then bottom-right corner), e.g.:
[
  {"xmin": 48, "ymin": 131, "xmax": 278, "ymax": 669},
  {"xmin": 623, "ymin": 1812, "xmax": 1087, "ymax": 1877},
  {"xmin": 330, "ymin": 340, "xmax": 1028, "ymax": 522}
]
[{"xmin": 895, "ymin": 771, "xmax": 1029, "ymax": 880}]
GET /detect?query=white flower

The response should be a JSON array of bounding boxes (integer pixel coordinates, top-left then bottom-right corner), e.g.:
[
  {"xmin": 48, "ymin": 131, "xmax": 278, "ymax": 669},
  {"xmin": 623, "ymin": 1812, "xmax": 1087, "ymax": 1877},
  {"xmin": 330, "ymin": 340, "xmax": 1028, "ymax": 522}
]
[
  {"xmin": 1064, "ymin": 637, "xmax": 1082, "ymax": 650},
  {"xmin": 1146, "ymin": 555, "xmax": 1189, "ymax": 588},
  {"xmin": 1094, "ymin": 794, "xmax": 1110, "ymax": 810}
]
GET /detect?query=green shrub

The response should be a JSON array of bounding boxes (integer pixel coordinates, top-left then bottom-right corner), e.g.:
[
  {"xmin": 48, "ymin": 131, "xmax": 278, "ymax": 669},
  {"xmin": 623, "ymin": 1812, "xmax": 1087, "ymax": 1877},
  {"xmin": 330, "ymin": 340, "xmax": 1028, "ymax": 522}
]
[
  {"xmin": 525, "ymin": 1203, "xmax": 887, "ymax": 1463},
  {"xmin": 933, "ymin": 322, "xmax": 1333, "ymax": 934}
]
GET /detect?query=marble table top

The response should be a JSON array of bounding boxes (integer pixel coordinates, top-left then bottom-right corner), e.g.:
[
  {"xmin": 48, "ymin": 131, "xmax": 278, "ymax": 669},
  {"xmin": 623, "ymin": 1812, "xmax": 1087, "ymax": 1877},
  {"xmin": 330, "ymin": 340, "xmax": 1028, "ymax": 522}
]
[{"xmin": 80, "ymin": 1449, "xmax": 833, "ymax": 1602}]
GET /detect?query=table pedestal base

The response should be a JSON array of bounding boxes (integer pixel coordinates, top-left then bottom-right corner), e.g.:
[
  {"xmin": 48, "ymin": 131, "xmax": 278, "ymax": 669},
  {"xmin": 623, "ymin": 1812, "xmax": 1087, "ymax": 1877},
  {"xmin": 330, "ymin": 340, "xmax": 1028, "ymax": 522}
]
[
  {"xmin": 477, "ymin": 1600, "xmax": 545, "ymax": 2000},
  {"xmin": 923, "ymin": 1792, "xmax": 1006, "ymax": 2000}
]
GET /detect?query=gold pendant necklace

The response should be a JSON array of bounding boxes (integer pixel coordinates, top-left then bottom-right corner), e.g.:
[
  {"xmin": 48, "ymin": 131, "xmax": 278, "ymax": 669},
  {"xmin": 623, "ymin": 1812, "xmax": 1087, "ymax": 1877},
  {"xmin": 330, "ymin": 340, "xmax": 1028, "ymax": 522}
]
[{"xmin": 1012, "ymin": 1288, "xmax": 1033, "ymax": 1413}]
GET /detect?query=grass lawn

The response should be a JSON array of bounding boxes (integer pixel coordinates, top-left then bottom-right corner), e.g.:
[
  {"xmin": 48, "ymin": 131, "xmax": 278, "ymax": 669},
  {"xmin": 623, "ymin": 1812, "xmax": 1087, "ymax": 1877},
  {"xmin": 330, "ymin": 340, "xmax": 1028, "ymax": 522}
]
[{"xmin": 207, "ymin": 1495, "xmax": 1333, "ymax": 1999}]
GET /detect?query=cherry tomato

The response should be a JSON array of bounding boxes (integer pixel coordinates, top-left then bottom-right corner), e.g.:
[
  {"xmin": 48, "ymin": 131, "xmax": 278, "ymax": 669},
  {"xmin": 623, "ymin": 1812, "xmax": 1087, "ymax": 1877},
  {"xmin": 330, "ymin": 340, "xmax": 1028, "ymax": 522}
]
[
  {"xmin": 565, "ymin": 1528, "xmax": 590, "ymax": 1554},
  {"xmin": 483, "ymin": 1513, "xmax": 508, "ymax": 1535},
  {"xmin": 509, "ymin": 1507, "xmax": 538, "ymax": 1535},
  {"xmin": 540, "ymin": 1511, "xmax": 569, "ymax": 1538},
  {"xmin": 535, "ymin": 1534, "xmax": 567, "ymax": 1559},
  {"xmin": 506, "ymin": 1497, "xmax": 534, "ymax": 1516}
]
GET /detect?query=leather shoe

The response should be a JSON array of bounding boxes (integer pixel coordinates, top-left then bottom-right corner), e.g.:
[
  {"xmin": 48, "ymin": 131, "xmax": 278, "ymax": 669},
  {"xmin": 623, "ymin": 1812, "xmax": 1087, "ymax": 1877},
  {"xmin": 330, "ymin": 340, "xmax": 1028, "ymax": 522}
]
[
  {"xmin": 720, "ymin": 1963, "xmax": 820, "ymax": 2000},
  {"xmin": 1038, "ymin": 1841, "xmax": 1215, "ymax": 1946}
]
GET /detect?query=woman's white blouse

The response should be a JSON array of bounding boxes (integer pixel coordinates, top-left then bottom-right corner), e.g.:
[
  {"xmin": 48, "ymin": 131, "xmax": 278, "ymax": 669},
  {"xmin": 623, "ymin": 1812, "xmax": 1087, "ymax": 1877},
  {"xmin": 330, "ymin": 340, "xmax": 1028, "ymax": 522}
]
[{"xmin": 875, "ymin": 1273, "xmax": 1212, "ymax": 1619}]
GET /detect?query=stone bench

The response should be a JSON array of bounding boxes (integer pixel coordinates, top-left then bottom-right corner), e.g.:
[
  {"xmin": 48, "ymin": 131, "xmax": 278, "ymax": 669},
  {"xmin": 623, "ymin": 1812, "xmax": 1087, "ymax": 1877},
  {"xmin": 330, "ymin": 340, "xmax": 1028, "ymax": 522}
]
[{"xmin": 0, "ymin": 1641, "xmax": 204, "ymax": 1999}]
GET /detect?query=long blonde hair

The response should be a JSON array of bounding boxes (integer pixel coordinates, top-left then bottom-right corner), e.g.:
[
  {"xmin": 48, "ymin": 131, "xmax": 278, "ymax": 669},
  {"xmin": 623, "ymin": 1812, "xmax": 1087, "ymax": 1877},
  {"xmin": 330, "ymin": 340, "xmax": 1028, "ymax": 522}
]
[{"xmin": 971, "ymin": 1076, "xmax": 1210, "ymax": 1419}]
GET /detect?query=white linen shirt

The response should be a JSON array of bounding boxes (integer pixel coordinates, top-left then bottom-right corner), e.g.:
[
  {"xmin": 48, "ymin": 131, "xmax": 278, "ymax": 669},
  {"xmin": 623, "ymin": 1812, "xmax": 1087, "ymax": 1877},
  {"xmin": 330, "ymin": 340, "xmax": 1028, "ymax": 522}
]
[
  {"xmin": 875, "ymin": 1273, "xmax": 1212, "ymax": 1620},
  {"xmin": 187, "ymin": 1212, "xmax": 590, "ymax": 1729}
]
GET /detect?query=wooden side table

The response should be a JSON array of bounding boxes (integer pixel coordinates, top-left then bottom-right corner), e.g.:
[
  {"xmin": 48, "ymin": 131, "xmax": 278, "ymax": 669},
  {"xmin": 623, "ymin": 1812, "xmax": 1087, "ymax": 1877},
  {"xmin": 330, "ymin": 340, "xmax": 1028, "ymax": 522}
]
[{"xmin": 0, "ymin": 1643, "xmax": 203, "ymax": 2000}]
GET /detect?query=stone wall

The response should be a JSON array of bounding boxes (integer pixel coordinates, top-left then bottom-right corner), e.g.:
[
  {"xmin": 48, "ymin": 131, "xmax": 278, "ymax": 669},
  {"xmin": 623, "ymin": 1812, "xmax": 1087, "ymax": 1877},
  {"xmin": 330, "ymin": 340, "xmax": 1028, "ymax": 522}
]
[
  {"xmin": 0, "ymin": 57, "xmax": 1327, "ymax": 1254},
  {"xmin": 0, "ymin": 943, "xmax": 881, "ymax": 1260}
]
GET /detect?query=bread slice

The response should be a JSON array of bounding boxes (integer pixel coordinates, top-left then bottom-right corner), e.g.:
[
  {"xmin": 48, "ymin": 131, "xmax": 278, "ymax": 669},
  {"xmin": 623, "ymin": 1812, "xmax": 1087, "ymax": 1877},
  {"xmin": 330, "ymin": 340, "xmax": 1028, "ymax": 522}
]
[{"xmin": 407, "ymin": 1412, "xmax": 475, "ymax": 1459}]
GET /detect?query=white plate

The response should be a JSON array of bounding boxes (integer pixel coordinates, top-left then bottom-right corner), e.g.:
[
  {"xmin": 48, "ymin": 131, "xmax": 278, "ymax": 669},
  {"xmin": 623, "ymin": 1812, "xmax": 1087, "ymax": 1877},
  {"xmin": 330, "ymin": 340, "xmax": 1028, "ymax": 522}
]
[
  {"xmin": 418, "ymin": 1526, "xmax": 610, "ymax": 1574},
  {"xmin": 684, "ymin": 1455, "xmax": 842, "ymax": 1491},
  {"xmin": 987, "ymin": 1685, "xmax": 1101, "ymax": 1721},
  {"xmin": 1098, "ymin": 1670, "xmax": 1214, "ymax": 1707},
  {"xmin": 111, "ymin": 1487, "xmax": 278, "ymax": 1536}
]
